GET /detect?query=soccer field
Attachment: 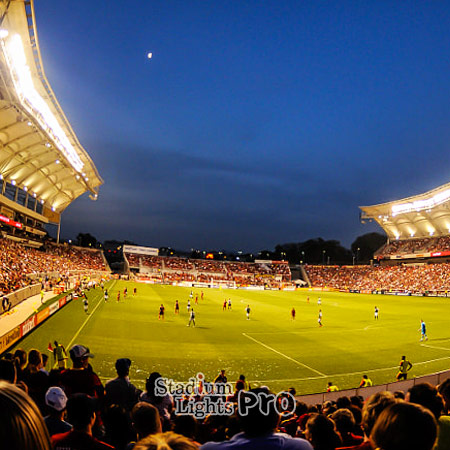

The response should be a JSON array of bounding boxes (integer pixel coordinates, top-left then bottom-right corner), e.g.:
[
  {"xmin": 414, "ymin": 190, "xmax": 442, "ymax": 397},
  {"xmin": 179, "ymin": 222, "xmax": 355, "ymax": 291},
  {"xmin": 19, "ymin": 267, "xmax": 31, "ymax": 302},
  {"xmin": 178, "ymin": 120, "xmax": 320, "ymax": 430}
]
[{"xmin": 11, "ymin": 280, "xmax": 450, "ymax": 394}]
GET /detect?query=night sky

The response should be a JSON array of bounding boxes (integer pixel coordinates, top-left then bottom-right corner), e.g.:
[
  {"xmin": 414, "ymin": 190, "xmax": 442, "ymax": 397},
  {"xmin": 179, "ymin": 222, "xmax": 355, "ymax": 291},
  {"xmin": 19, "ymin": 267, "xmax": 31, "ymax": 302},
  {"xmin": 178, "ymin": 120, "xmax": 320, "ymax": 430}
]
[{"xmin": 33, "ymin": 1, "xmax": 450, "ymax": 251}]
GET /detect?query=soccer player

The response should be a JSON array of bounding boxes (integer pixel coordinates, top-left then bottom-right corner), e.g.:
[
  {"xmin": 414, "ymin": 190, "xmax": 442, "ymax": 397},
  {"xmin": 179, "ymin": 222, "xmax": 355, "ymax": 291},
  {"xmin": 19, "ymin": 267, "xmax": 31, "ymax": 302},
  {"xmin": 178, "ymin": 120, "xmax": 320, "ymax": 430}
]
[
  {"xmin": 187, "ymin": 308, "xmax": 195, "ymax": 327},
  {"xmin": 374, "ymin": 306, "xmax": 379, "ymax": 320},
  {"xmin": 327, "ymin": 381, "xmax": 339, "ymax": 392},
  {"xmin": 318, "ymin": 297, "xmax": 322, "ymax": 306},
  {"xmin": 396, "ymin": 356, "xmax": 413, "ymax": 381},
  {"xmin": 419, "ymin": 320, "xmax": 428, "ymax": 341},
  {"xmin": 133, "ymin": 287, "xmax": 137, "ymax": 296},
  {"xmin": 189, "ymin": 290, "xmax": 193, "ymax": 299},
  {"xmin": 83, "ymin": 297, "xmax": 89, "ymax": 314},
  {"xmin": 291, "ymin": 307, "xmax": 296, "ymax": 320},
  {"xmin": 175, "ymin": 300, "xmax": 180, "ymax": 314},
  {"xmin": 187, "ymin": 300, "xmax": 191, "ymax": 312},
  {"xmin": 124, "ymin": 288, "xmax": 127, "ymax": 298},
  {"xmin": 201, "ymin": 290, "xmax": 204, "ymax": 300},
  {"xmin": 318, "ymin": 309, "xmax": 323, "ymax": 327},
  {"xmin": 195, "ymin": 294, "xmax": 198, "ymax": 304},
  {"xmin": 228, "ymin": 299, "xmax": 232, "ymax": 310},
  {"xmin": 104, "ymin": 289, "xmax": 108, "ymax": 302},
  {"xmin": 359, "ymin": 374, "xmax": 373, "ymax": 387},
  {"xmin": 223, "ymin": 300, "xmax": 227, "ymax": 311},
  {"xmin": 307, "ymin": 296, "xmax": 310, "ymax": 304},
  {"xmin": 245, "ymin": 305, "xmax": 251, "ymax": 320},
  {"xmin": 159, "ymin": 304, "xmax": 165, "ymax": 320},
  {"xmin": 117, "ymin": 291, "xmax": 120, "ymax": 302}
]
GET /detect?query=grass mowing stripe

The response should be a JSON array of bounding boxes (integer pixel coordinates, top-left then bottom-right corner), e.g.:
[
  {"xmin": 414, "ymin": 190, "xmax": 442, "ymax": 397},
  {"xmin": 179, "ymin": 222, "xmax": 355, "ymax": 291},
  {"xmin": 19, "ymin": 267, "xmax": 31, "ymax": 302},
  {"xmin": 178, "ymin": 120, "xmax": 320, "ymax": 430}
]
[
  {"xmin": 242, "ymin": 332, "xmax": 327, "ymax": 377},
  {"xmin": 65, "ymin": 280, "xmax": 117, "ymax": 352}
]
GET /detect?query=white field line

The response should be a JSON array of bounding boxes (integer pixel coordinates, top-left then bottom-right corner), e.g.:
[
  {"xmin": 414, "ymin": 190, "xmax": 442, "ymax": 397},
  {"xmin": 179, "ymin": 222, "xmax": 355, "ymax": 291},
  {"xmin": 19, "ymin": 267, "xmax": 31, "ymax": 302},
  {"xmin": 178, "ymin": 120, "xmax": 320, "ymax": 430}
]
[
  {"xmin": 66, "ymin": 281, "xmax": 117, "ymax": 351},
  {"xmin": 242, "ymin": 332, "xmax": 326, "ymax": 377},
  {"xmin": 421, "ymin": 343, "xmax": 450, "ymax": 352}
]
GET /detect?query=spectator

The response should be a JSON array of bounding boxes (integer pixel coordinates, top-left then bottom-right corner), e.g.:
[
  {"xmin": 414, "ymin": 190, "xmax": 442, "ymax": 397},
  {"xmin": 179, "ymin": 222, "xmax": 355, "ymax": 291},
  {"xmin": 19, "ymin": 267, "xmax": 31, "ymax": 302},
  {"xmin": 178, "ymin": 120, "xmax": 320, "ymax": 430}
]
[
  {"xmin": 134, "ymin": 432, "xmax": 199, "ymax": 450},
  {"xmin": 337, "ymin": 391, "xmax": 397, "ymax": 450},
  {"xmin": 22, "ymin": 348, "xmax": 49, "ymax": 412},
  {"xmin": 0, "ymin": 358, "xmax": 16, "ymax": 383},
  {"xmin": 370, "ymin": 402, "xmax": 437, "ymax": 450},
  {"xmin": 60, "ymin": 344, "xmax": 104, "ymax": 399},
  {"xmin": 407, "ymin": 383, "xmax": 450, "ymax": 450},
  {"xmin": 0, "ymin": 380, "xmax": 53, "ymax": 450},
  {"xmin": 140, "ymin": 372, "xmax": 173, "ymax": 430},
  {"xmin": 44, "ymin": 386, "xmax": 72, "ymax": 436},
  {"xmin": 105, "ymin": 357, "xmax": 140, "ymax": 412},
  {"xmin": 330, "ymin": 409, "xmax": 363, "ymax": 447},
  {"xmin": 305, "ymin": 413, "xmax": 342, "ymax": 450},
  {"xmin": 201, "ymin": 388, "xmax": 313, "ymax": 449},
  {"xmin": 52, "ymin": 393, "xmax": 114, "ymax": 450},
  {"xmin": 128, "ymin": 402, "xmax": 162, "ymax": 449}
]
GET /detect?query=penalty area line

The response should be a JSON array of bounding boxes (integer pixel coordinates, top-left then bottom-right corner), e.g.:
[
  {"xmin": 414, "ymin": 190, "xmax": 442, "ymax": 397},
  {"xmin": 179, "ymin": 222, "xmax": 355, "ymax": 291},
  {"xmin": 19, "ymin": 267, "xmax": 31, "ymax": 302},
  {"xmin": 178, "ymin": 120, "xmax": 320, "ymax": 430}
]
[{"xmin": 242, "ymin": 332, "xmax": 326, "ymax": 377}]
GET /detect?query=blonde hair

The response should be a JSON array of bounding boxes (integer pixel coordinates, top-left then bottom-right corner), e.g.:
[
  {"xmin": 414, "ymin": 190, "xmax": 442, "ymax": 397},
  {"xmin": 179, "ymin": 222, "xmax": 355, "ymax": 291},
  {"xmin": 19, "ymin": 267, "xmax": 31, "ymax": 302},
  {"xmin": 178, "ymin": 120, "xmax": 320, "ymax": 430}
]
[
  {"xmin": 0, "ymin": 380, "xmax": 52, "ymax": 450},
  {"xmin": 134, "ymin": 432, "xmax": 198, "ymax": 450}
]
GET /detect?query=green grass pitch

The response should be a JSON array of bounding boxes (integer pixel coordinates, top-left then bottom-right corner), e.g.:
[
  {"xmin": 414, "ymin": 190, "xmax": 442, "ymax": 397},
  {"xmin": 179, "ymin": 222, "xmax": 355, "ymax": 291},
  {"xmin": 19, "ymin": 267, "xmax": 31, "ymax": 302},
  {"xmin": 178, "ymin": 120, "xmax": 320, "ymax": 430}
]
[{"xmin": 11, "ymin": 280, "xmax": 450, "ymax": 395}]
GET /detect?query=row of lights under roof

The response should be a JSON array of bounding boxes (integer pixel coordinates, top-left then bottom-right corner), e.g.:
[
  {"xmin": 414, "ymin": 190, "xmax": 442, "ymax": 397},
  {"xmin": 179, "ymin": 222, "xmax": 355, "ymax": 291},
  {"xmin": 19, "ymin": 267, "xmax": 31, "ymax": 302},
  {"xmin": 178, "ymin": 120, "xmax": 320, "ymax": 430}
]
[
  {"xmin": 26, "ymin": 121, "xmax": 90, "ymax": 183},
  {"xmin": 393, "ymin": 228, "xmax": 450, "ymax": 240}
]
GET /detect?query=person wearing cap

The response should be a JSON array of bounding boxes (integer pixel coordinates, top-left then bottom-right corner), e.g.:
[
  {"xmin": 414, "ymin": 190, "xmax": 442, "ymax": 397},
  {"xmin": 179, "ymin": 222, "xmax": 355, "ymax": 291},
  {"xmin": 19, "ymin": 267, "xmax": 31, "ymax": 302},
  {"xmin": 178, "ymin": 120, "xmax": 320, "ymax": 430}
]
[
  {"xmin": 52, "ymin": 393, "xmax": 114, "ymax": 450},
  {"xmin": 44, "ymin": 386, "xmax": 72, "ymax": 436},
  {"xmin": 105, "ymin": 358, "xmax": 140, "ymax": 412},
  {"xmin": 60, "ymin": 345, "xmax": 104, "ymax": 400}
]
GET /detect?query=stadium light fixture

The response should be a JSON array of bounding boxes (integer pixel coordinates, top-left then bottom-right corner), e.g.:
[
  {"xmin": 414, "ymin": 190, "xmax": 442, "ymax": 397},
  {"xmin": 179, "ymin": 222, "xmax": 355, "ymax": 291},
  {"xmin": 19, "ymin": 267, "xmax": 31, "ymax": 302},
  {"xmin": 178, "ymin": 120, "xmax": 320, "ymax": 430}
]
[
  {"xmin": 11, "ymin": 179, "xmax": 16, "ymax": 186},
  {"xmin": 1, "ymin": 34, "xmax": 84, "ymax": 173},
  {"xmin": 392, "ymin": 188, "xmax": 450, "ymax": 216},
  {"xmin": 23, "ymin": 186, "xmax": 27, "ymax": 191}
]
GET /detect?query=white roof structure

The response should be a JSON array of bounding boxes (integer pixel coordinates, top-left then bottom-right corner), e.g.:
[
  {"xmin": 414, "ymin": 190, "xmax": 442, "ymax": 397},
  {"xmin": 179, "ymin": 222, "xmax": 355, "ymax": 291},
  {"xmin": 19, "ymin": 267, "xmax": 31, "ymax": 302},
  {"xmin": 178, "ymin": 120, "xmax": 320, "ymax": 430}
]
[
  {"xmin": 360, "ymin": 182, "xmax": 450, "ymax": 241},
  {"xmin": 0, "ymin": 0, "xmax": 102, "ymax": 217}
]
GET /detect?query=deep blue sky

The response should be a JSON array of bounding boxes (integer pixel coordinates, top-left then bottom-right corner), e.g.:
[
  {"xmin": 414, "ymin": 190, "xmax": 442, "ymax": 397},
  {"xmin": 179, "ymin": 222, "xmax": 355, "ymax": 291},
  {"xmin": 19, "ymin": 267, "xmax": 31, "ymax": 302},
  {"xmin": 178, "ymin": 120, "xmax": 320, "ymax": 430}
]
[{"xmin": 34, "ymin": 1, "xmax": 450, "ymax": 251}]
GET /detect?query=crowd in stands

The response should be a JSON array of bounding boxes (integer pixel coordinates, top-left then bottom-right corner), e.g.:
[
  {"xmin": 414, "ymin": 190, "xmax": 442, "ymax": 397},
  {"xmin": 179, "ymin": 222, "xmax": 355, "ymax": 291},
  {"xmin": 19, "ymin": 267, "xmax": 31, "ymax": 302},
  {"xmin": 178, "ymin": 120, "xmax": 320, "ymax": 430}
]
[
  {"xmin": 1, "ymin": 345, "xmax": 449, "ymax": 449},
  {"xmin": 125, "ymin": 253, "xmax": 292, "ymax": 288},
  {"xmin": 0, "ymin": 238, "xmax": 107, "ymax": 296},
  {"xmin": 305, "ymin": 263, "xmax": 450, "ymax": 293},
  {"xmin": 377, "ymin": 235, "xmax": 450, "ymax": 258}
]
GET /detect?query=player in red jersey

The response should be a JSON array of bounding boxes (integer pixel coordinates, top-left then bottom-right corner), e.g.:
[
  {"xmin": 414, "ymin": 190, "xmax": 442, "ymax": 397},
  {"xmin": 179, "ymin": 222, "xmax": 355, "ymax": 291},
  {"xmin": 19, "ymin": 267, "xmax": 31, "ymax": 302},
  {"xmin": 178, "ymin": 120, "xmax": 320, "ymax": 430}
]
[
  {"xmin": 223, "ymin": 300, "xmax": 227, "ymax": 311},
  {"xmin": 291, "ymin": 307, "xmax": 296, "ymax": 320},
  {"xmin": 117, "ymin": 291, "xmax": 120, "ymax": 302},
  {"xmin": 159, "ymin": 304, "xmax": 165, "ymax": 320}
]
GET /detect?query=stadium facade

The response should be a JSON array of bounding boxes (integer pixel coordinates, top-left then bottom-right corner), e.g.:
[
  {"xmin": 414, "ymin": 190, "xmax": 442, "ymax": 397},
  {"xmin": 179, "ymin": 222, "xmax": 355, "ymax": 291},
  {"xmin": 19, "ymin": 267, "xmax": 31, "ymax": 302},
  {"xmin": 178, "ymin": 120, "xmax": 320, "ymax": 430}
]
[{"xmin": 0, "ymin": 0, "xmax": 102, "ymax": 245}]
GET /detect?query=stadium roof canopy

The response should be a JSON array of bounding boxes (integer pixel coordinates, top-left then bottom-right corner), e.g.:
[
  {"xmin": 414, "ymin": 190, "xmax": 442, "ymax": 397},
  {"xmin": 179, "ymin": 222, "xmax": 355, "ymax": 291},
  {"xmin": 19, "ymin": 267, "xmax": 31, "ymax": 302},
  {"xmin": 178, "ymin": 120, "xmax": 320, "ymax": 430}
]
[
  {"xmin": 0, "ymin": 0, "xmax": 102, "ymax": 215},
  {"xmin": 360, "ymin": 182, "xmax": 450, "ymax": 241}
]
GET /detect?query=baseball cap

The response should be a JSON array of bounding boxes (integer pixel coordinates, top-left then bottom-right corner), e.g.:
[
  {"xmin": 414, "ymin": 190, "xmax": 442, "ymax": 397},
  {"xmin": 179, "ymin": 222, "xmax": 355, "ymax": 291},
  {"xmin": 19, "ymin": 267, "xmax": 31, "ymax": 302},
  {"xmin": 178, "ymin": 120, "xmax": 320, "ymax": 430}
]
[
  {"xmin": 115, "ymin": 358, "xmax": 131, "ymax": 372},
  {"xmin": 45, "ymin": 386, "xmax": 68, "ymax": 411},
  {"xmin": 69, "ymin": 345, "xmax": 94, "ymax": 359}
]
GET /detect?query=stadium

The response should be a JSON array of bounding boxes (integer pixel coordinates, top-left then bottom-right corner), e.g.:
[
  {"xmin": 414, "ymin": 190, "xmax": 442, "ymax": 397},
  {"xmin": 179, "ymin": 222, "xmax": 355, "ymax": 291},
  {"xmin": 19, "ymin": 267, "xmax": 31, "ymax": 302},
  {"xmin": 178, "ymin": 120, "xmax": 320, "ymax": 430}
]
[{"xmin": 0, "ymin": 2, "xmax": 449, "ymax": 450}]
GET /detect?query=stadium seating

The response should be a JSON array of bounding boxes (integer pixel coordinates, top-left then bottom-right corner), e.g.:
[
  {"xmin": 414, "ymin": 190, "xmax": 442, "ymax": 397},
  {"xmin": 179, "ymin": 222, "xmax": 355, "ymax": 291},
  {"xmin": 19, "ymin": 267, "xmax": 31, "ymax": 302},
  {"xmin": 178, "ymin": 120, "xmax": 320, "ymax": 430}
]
[
  {"xmin": 124, "ymin": 252, "xmax": 292, "ymax": 288},
  {"xmin": 0, "ymin": 238, "xmax": 107, "ymax": 295},
  {"xmin": 304, "ymin": 263, "xmax": 450, "ymax": 293}
]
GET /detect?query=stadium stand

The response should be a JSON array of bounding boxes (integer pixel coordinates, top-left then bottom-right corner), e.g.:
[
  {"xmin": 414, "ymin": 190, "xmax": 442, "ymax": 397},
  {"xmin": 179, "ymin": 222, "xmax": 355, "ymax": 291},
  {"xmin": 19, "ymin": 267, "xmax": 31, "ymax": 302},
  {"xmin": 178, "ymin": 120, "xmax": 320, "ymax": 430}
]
[
  {"xmin": 304, "ymin": 263, "xmax": 450, "ymax": 294},
  {"xmin": 124, "ymin": 251, "xmax": 292, "ymax": 288},
  {"xmin": 0, "ymin": 237, "xmax": 107, "ymax": 296}
]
